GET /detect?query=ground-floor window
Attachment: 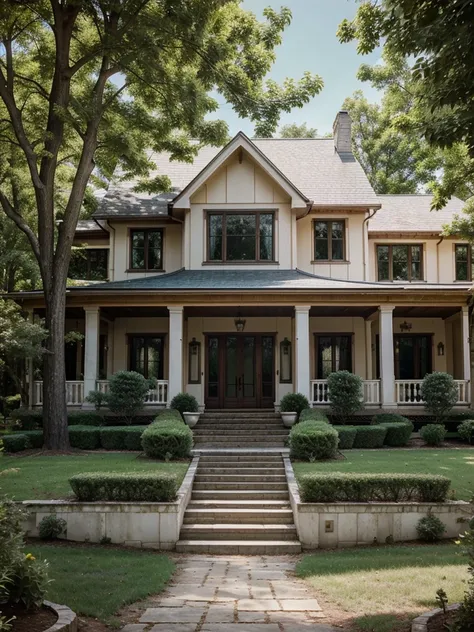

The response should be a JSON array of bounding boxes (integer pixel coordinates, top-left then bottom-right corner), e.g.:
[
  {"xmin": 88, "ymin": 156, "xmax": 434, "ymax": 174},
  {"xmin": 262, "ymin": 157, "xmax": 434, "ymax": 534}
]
[
  {"xmin": 375, "ymin": 334, "xmax": 432, "ymax": 379},
  {"xmin": 315, "ymin": 334, "xmax": 352, "ymax": 378},
  {"xmin": 129, "ymin": 335, "xmax": 164, "ymax": 379}
]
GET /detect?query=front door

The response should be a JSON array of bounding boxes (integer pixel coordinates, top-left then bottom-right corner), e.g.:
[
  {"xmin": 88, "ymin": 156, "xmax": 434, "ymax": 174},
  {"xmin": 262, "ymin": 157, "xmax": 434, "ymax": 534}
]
[
  {"xmin": 205, "ymin": 334, "xmax": 274, "ymax": 409},
  {"xmin": 394, "ymin": 334, "xmax": 432, "ymax": 379}
]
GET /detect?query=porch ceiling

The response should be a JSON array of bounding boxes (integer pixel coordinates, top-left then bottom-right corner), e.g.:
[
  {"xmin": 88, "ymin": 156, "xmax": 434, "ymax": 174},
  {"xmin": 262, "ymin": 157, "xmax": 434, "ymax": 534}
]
[{"xmin": 393, "ymin": 305, "xmax": 462, "ymax": 319}]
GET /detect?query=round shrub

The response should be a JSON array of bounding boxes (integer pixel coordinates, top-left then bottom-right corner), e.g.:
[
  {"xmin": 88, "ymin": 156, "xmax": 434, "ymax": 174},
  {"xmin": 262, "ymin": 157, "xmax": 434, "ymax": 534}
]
[
  {"xmin": 38, "ymin": 514, "xmax": 67, "ymax": 540},
  {"xmin": 299, "ymin": 409, "xmax": 329, "ymax": 423},
  {"xmin": 280, "ymin": 393, "xmax": 310, "ymax": 415},
  {"xmin": 416, "ymin": 513, "xmax": 446, "ymax": 542},
  {"xmin": 2, "ymin": 433, "xmax": 30, "ymax": 453},
  {"xmin": 107, "ymin": 370, "xmax": 150, "ymax": 423},
  {"xmin": 170, "ymin": 392, "xmax": 199, "ymax": 416},
  {"xmin": 352, "ymin": 425, "xmax": 387, "ymax": 449},
  {"xmin": 420, "ymin": 423, "xmax": 447, "ymax": 446},
  {"xmin": 421, "ymin": 372, "xmax": 458, "ymax": 422},
  {"xmin": 142, "ymin": 414, "xmax": 193, "ymax": 459},
  {"xmin": 336, "ymin": 426, "xmax": 357, "ymax": 449},
  {"xmin": 379, "ymin": 422, "xmax": 413, "ymax": 447},
  {"xmin": 327, "ymin": 371, "xmax": 363, "ymax": 421},
  {"xmin": 372, "ymin": 413, "xmax": 411, "ymax": 425},
  {"xmin": 458, "ymin": 420, "xmax": 474, "ymax": 444},
  {"xmin": 289, "ymin": 420, "xmax": 338, "ymax": 461}
]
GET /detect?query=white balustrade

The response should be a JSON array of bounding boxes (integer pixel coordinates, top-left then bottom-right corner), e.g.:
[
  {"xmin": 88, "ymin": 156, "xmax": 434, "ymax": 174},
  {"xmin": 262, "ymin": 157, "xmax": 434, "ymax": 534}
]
[
  {"xmin": 395, "ymin": 379, "xmax": 470, "ymax": 405},
  {"xmin": 363, "ymin": 380, "xmax": 381, "ymax": 405},
  {"xmin": 32, "ymin": 380, "xmax": 169, "ymax": 406},
  {"xmin": 310, "ymin": 379, "xmax": 381, "ymax": 406}
]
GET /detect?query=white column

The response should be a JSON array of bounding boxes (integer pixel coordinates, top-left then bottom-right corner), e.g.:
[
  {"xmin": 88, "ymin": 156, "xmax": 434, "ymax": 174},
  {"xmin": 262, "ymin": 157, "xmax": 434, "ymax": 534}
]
[
  {"xmin": 379, "ymin": 305, "xmax": 396, "ymax": 408},
  {"xmin": 83, "ymin": 307, "xmax": 100, "ymax": 400},
  {"xmin": 27, "ymin": 310, "xmax": 34, "ymax": 409},
  {"xmin": 365, "ymin": 319, "xmax": 373, "ymax": 379},
  {"xmin": 168, "ymin": 306, "xmax": 184, "ymax": 401},
  {"xmin": 462, "ymin": 306, "xmax": 471, "ymax": 385},
  {"xmin": 295, "ymin": 306, "xmax": 311, "ymax": 399}
]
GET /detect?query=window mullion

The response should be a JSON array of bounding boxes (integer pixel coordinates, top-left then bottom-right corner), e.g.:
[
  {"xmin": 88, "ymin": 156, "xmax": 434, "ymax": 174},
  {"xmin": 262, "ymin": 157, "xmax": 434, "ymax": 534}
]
[
  {"xmin": 223, "ymin": 215, "xmax": 227, "ymax": 262},
  {"xmin": 408, "ymin": 246, "xmax": 412, "ymax": 281},
  {"xmin": 328, "ymin": 222, "xmax": 332, "ymax": 260},
  {"xmin": 256, "ymin": 212, "xmax": 260, "ymax": 261},
  {"xmin": 389, "ymin": 246, "xmax": 393, "ymax": 281}
]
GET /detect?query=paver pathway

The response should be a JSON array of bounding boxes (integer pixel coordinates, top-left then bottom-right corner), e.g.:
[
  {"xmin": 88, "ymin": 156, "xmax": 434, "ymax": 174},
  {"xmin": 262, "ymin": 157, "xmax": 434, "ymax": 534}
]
[{"xmin": 121, "ymin": 555, "xmax": 337, "ymax": 632}]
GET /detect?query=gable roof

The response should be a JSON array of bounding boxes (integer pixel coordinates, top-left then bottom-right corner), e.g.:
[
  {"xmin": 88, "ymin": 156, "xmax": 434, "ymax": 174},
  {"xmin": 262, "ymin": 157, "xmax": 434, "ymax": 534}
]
[{"xmin": 370, "ymin": 195, "xmax": 465, "ymax": 234}]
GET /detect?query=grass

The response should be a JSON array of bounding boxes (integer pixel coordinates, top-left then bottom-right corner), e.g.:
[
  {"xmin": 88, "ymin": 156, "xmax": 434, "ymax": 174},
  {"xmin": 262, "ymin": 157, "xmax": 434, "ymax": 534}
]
[
  {"xmin": 0, "ymin": 453, "xmax": 189, "ymax": 500},
  {"xmin": 30, "ymin": 543, "xmax": 175, "ymax": 622},
  {"xmin": 297, "ymin": 543, "xmax": 468, "ymax": 632},
  {"xmin": 293, "ymin": 448, "xmax": 474, "ymax": 501}
]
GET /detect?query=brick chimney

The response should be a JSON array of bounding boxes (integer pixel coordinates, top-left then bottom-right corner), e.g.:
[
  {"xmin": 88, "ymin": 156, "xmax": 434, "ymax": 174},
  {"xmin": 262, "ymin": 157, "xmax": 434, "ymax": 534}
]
[{"xmin": 333, "ymin": 110, "xmax": 352, "ymax": 153}]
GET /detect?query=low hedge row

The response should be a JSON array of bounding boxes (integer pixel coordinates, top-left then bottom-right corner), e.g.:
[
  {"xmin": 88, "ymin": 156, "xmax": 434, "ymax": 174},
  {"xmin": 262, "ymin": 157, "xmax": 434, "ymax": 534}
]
[
  {"xmin": 336, "ymin": 426, "xmax": 358, "ymax": 449},
  {"xmin": 289, "ymin": 420, "xmax": 338, "ymax": 461},
  {"xmin": 141, "ymin": 410, "xmax": 193, "ymax": 459},
  {"xmin": 299, "ymin": 472, "xmax": 451, "ymax": 503},
  {"xmin": 352, "ymin": 425, "xmax": 387, "ymax": 448},
  {"xmin": 10, "ymin": 408, "xmax": 156, "ymax": 429},
  {"xmin": 69, "ymin": 472, "xmax": 178, "ymax": 502},
  {"xmin": 298, "ymin": 409, "xmax": 329, "ymax": 423}
]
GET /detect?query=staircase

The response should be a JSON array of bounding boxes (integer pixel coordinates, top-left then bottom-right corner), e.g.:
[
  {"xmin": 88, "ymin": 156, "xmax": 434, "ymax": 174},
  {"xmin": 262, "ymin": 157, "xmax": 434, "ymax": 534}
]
[{"xmin": 176, "ymin": 452, "xmax": 301, "ymax": 554}]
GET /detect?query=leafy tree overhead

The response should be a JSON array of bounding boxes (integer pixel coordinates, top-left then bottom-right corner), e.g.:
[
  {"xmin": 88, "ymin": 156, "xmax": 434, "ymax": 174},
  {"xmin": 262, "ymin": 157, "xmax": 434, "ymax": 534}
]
[
  {"xmin": 0, "ymin": 0, "xmax": 323, "ymax": 450},
  {"xmin": 279, "ymin": 122, "xmax": 318, "ymax": 138}
]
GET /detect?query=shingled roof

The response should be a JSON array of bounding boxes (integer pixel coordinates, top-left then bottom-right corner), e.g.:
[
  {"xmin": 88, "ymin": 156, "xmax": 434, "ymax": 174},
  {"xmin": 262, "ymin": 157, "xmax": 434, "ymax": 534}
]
[{"xmin": 370, "ymin": 195, "xmax": 465, "ymax": 233}]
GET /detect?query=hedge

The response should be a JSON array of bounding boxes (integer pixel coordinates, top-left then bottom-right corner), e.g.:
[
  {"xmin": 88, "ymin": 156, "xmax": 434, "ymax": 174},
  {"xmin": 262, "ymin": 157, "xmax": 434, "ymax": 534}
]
[
  {"xmin": 372, "ymin": 413, "xmax": 411, "ymax": 425},
  {"xmin": 2, "ymin": 434, "xmax": 30, "ymax": 453},
  {"xmin": 68, "ymin": 425, "xmax": 101, "ymax": 450},
  {"xmin": 20, "ymin": 430, "xmax": 44, "ymax": 449},
  {"xmin": 336, "ymin": 426, "xmax": 358, "ymax": 450},
  {"xmin": 298, "ymin": 409, "xmax": 329, "ymax": 423},
  {"xmin": 353, "ymin": 425, "xmax": 387, "ymax": 449},
  {"xmin": 141, "ymin": 412, "xmax": 193, "ymax": 459},
  {"xmin": 10, "ymin": 409, "xmax": 43, "ymax": 430},
  {"xmin": 379, "ymin": 421, "xmax": 413, "ymax": 447},
  {"xmin": 99, "ymin": 426, "xmax": 147, "ymax": 450},
  {"xmin": 289, "ymin": 420, "xmax": 338, "ymax": 461},
  {"xmin": 69, "ymin": 472, "xmax": 178, "ymax": 502},
  {"xmin": 67, "ymin": 411, "xmax": 105, "ymax": 426},
  {"xmin": 298, "ymin": 472, "xmax": 451, "ymax": 503}
]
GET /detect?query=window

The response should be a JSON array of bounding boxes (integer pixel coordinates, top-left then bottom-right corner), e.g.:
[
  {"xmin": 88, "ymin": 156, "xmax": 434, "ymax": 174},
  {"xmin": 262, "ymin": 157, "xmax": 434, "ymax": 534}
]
[
  {"xmin": 455, "ymin": 244, "xmax": 473, "ymax": 281},
  {"xmin": 376, "ymin": 244, "xmax": 423, "ymax": 281},
  {"xmin": 130, "ymin": 229, "xmax": 163, "ymax": 270},
  {"xmin": 314, "ymin": 220, "xmax": 345, "ymax": 261},
  {"xmin": 129, "ymin": 335, "xmax": 164, "ymax": 379},
  {"xmin": 207, "ymin": 212, "xmax": 274, "ymax": 262},
  {"xmin": 69, "ymin": 248, "xmax": 108, "ymax": 280},
  {"xmin": 315, "ymin": 334, "xmax": 352, "ymax": 378}
]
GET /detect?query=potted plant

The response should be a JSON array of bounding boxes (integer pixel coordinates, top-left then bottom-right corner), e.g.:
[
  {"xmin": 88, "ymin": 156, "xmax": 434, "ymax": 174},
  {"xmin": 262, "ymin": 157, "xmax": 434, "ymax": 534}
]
[
  {"xmin": 170, "ymin": 392, "xmax": 200, "ymax": 427},
  {"xmin": 279, "ymin": 392, "xmax": 310, "ymax": 427}
]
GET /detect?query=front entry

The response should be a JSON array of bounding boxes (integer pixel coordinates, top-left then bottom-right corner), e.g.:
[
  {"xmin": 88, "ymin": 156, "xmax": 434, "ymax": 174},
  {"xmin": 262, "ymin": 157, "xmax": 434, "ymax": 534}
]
[{"xmin": 205, "ymin": 334, "xmax": 275, "ymax": 409}]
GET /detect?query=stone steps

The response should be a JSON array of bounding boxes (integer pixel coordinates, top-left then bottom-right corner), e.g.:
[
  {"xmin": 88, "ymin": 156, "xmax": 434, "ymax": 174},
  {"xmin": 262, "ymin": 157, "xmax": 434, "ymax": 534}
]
[
  {"xmin": 175, "ymin": 540, "xmax": 301, "ymax": 554},
  {"xmin": 192, "ymin": 489, "xmax": 289, "ymax": 500},
  {"xmin": 195, "ymin": 474, "xmax": 287, "ymax": 483},
  {"xmin": 193, "ymin": 481, "xmax": 289, "ymax": 491},
  {"xmin": 183, "ymin": 508, "xmax": 294, "ymax": 524},
  {"xmin": 180, "ymin": 523, "xmax": 297, "ymax": 540},
  {"xmin": 194, "ymin": 428, "xmax": 289, "ymax": 435},
  {"xmin": 187, "ymin": 499, "xmax": 291, "ymax": 509},
  {"xmin": 198, "ymin": 466, "xmax": 284, "ymax": 475}
]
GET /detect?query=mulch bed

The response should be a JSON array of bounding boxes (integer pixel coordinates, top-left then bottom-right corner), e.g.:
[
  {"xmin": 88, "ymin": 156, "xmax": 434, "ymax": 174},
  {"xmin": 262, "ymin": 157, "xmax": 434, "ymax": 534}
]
[{"xmin": 4, "ymin": 604, "xmax": 57, "ymax": 632}]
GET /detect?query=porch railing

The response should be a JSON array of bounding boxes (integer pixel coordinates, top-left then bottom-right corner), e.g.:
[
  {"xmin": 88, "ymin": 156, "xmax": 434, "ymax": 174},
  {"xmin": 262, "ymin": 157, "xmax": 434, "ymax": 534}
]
[
  {"xmin": 395, "ymin": 379, "xmax": 470, "ymax": 405},
  {"xmin": 33, "ymin": 380, "xmax": 168, "ymax": 407},
  {"xmin": 310, "ymin": 379, "xmax": 381, "ymax": 406}
]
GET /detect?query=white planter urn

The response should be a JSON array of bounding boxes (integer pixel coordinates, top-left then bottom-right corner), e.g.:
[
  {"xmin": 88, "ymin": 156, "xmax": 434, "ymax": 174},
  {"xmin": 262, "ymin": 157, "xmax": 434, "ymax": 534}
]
[
  {"xmin": 281, "ymin": 412, "xmax": 297, "ymax": 427},
  {"xmin": 183, "ymin": 412, "xmax": 200, "ymax": 428}
]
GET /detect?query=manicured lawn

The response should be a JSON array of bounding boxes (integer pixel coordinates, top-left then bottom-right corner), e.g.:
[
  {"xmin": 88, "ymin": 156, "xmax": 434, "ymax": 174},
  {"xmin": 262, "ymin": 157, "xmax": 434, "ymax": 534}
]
[
  {"xmin": 297, "ymin": 544, "xmax": 468, "ymax": 632},
  {"xmin": 0, "ymin": 453, "xmax": 189, "ymax": 500},
  {"xmin": 293, "ymin": 448, "xmax": 474, "ymax": 501},
  {"xmin": 30, "ymin": 543, "xmax": 175, "ymax": 622}
]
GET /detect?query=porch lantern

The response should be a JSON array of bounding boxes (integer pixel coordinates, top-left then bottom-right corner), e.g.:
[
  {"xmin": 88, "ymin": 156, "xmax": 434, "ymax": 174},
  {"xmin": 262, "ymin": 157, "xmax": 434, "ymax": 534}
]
[
  {"xmin": 399, "ymin": 321, "xmax": 412, "ymax": 333},
  {"xmin": 437, "ymin": 341, "xmax": 445, "ymax": 356},
  {"xmin": 280, "ymin": 337, "xmax": 292, "ymax": 383},
  {"xmin": 188, "ymin": 337, "xmax": 201, "ymax": 384},
  {"xmin": 234, "ymin": 316, "xmax": 246, "ymax": 332}
]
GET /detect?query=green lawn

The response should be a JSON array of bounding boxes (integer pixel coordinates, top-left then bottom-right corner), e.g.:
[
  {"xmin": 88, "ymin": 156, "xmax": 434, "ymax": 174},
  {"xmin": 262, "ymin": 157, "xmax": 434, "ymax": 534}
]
[
  {"xmin": 0, "ymin": 453, "xmax": 189, "ymax": 500},
  {"xmin": 293, "ymin": 448, "xmax": 474, "ymax": 501},
  {"xmin": 297, "ymin": 544, "xmax": 468, "ymax": 632},
  {"xmin": 30, "ymin": 543, "xmax": 175, "ymax": 623}
]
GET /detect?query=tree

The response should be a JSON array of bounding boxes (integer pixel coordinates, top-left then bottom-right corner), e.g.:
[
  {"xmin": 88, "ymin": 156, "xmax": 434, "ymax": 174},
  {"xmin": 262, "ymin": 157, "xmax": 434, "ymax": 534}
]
[
  {"xmin": 0, "ymin": 1, "xmax": 323, "ymax": 450},
  {"xmin": 279, "ymin": 122, "xmax": 318, "ymax": 138}
]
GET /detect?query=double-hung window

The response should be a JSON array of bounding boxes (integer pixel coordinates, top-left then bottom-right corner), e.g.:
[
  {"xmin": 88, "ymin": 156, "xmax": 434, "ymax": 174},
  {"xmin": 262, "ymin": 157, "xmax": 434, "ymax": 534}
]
[
  {"xmin": 207, "ymin": 211, "xmax": 275, "ymax": 262},
  {"xmin": 69, "ymin": 248, "xmax": 108, "ymax": 280},
  {"xmin": 377, "ymin": 244, "xmax": 423, "ymax": 281},
  {"xmin": 129, "ymin": 335, "xmax": 164, "ymax": 379},
  {"xmin": 130, "ymin": 229, "xmax": 163, "ymax": 270},
  {"xmin": 315, "ymin": 334, "xmax": 352, "ymax": 379},
  {"xmin": 455, "ymin": 244, "xmax": 473, "ymax": 281},
  {"xmin": 314, "ymin": 220, "xmax": 345, "ymax": 261}
]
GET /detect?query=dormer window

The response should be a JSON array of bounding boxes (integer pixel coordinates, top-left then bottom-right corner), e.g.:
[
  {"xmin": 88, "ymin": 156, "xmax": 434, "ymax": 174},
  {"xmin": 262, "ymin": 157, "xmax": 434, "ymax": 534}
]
[
  {"xmin": 207, "ymin": 211, "xmax": 275, "ymax": 263},
  {"xmin": 130, "ymin": 229, "xmax": 163, "ymax": 270}
]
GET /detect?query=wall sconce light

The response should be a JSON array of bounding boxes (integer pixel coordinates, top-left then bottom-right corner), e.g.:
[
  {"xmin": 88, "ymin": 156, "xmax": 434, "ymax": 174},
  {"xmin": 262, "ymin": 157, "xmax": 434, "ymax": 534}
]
[
  {"xmin": 437, "ymin": 341, "xmax": 445, "ymax": 357},
  {"xmin": 188, "ymin": 337, "xmax": 201, "ymax": 384},
  {"xmin": 399, "ymin": 321, "xmax": 412, "ymax": 333},
  {"xmin": 280, "ymin": 337, "xmax": 292, "ymax": 383},
  {"xmin": 234, "ymin": 316, "xmax": 246, "ymax": 332}
]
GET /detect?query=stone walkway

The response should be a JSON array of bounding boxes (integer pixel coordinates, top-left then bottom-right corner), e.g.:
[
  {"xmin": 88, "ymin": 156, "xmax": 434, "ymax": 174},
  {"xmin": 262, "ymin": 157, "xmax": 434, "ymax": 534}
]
[{"xmin": 121, "ymin": 555, "xmax": 337, "ymax": 632}]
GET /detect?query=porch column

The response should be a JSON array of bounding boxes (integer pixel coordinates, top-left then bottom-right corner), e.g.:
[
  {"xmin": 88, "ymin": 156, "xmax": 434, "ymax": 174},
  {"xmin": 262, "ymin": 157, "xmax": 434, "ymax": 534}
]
[
  {"xmin": 379, "ymin": 305, "xmax": 396, "ymax": 408},
  {"xmin": 295, "ymin": 306, "xmax": 311, "ymax": 400},
  {"xmin": 83, "ymin": 306, "xmax": 100, "ymax": 400},
  {"xmin": 365, "ymin": 319, "xmax": 373, "ymax": 379},
  {"xmin": 168, "ymin": 306, "xmax": 184, "ymax": 401},
  {"xmin": 462, "ymin": 305, "xmax": 471, "ymax": 387}
]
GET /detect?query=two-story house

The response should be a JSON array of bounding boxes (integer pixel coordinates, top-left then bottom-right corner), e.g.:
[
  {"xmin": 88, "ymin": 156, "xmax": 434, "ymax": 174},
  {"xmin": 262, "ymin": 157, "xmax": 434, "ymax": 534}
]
[{"xmin": 17, "ymin": 111, "xmax": 472, "ymax": 412}]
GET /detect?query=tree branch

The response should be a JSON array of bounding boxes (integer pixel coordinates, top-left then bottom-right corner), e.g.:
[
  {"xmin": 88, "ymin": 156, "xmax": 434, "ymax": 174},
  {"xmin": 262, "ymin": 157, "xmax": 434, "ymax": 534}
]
[{"xmin": 0, "ymin": 190, "xmax": 41, "ymax": 263}]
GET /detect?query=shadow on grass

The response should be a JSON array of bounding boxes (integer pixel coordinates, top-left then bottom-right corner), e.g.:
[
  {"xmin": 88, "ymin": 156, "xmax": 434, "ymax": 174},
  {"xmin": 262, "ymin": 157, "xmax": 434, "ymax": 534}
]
[{"xmin": 353, "ymin": 612, "xmax": 418, "ymax": 632}]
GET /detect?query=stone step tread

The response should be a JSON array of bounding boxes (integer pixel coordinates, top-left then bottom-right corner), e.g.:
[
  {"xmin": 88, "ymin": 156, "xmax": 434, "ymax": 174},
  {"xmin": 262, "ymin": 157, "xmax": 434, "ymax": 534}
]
[
  {"xmin": 192, "ymin": 493, "xmax": 289, "ymax": 501},
  {"xmin": 195, "ymin": 475, "xmax": 287, "ymax": 481},
  {"xmin": 195, "ymin": 444, "xmax": 286, "ymax": 448},
  {"xmin": 194, "ymin": 430, "xmax": 288, "ymax": 435},
  {"xmin": 175, "ymin": 540, "xmax": 302, "ymax": 554},
  {"xmin": 187, "ymin": 499, "xmax": 291, "ymax": 507},
  {"xmin": 181, "ymin": 523, "xmax": 296, "ymax": 531},
  {"xmin": 183, "ymin": 509, "xmax": 294, "ymax": 521},
  {"xmin": 197, "ymin": 467, "xmax": 285, "ymax": 473},
  {"xmin": 193, "ymin": 483, "xmax": 288, "ymax": 491}
]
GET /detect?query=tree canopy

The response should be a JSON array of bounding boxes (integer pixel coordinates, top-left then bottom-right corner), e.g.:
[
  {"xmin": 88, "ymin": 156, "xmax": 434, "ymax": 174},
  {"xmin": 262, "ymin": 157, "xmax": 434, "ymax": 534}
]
[{"xmin": 279, "ymin": 122, "xmax": 318, "ymax": 138}]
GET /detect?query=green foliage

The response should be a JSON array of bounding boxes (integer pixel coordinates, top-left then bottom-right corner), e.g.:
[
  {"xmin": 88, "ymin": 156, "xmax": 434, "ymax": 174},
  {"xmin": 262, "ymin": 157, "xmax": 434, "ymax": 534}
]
[
  {"xmin": 67, "ymin": 411, "xmax": 104, "ymax": 427},
  {"xmin": 85, "ymin": 390, "xmax": 108, "ymax": 412},
  {"xmin": 279, "ymin": 122, "xmax": 318, "ymax": 138},
  {"xmin": 379, "ymin": 422, "xmax": 413, "ymax": 447},
  {"xmin": 421, "ymin": 373, "xmax": 458, "ymax": 422},
  {"xmin": 327, "ymin": 371, "xmax": 363, "ymax": 420},
  {"xmin": 458, "ymin": 420, "xmax": 474, "ymax": 444},
  {"xmin": 420, "ymin": 424, "xmax": 447, "ymax": 447},
  {"xmin": 336, "ymin": 426, "xmax": 358, "ymax": 450},
  {"xmin": 170, "ymin": 393, "xmax": 199, "ymax": 416},
  {"xmin": 68, "ymin": 426, "xmax": 101, "ymax": 450},
  {"xmin": 99, "ymin": 426, "xmax": 147, "ymax": 451},
  {"xmin": 10, "ymin": 409, "xmax": 42, "ymax": 430},
  {"xmin": 69, "ymin": 472, "xmax": 178, "ymax": 502},
  {"xmin": 20, "ymin": 431, "xmax": 43, "ymax": 449},
  {"xmin": 372, "ymin": 413, "xmax": 411, "ymax": 425},
  {"xmin": 280, "ymin": 393, "xmax": 310, "ymax": 415},
  {"xmin": 452, "ymin": 519, "xmax": 474, "ymax": 631},
  {"xmin": 299, "ymin": 409, "xmax": 329, "ymax": 423},
  {"xmin": 38, "ymin": 515, "xmax": 67, "ymax": 541},
  {"xmin": 141, "ymin": 413, "xmax": 193, "ymax": 460},
  {"xmin": 352, "ymin": 425, "xmax": 387, "ymax": 449},
  {"xmin": 2, "ymin": 434, "xmax": 30, "ymax": 453},
  {"xmin": 289, "ymin": 420, "xmax": 338, "ymax": 461},
  {"xmin": 106, "ymin": 371, "xmax": 150, "ymax": 423},
  {"xmin": 298, "ymin": 473, "xmax": 451, "ymax": 503},
  {"xmin": 416, "ymin": 513, "xmax": 446, "ymax": 542}
]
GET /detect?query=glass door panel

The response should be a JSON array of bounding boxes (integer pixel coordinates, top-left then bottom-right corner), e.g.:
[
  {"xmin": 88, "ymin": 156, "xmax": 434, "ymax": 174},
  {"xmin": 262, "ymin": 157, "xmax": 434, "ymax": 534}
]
[
  {"xmin": 242, "ymin": 337, "xmax": 256, "ymax": 398},
  {"xmin": 225, "ymin": 336, "xmax": 238, "ymax": 399},
  {"xmin": 207, "ymin": 337, "xmax": 220, "ymax": 400}
]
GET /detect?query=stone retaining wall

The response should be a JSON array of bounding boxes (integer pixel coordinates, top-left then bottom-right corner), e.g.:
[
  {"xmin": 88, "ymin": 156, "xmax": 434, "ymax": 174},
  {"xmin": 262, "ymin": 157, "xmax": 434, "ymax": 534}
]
[
  {"xmin": 22, "ymin": 457, "xmax": 199, "ymax": 550},
  {"xmin": 411, "ymin": 604, "xmax": 460, "ymax": 632},
  {"xmin": 44, "ymin": 601, "xmax": 77, "ymax": 632}
]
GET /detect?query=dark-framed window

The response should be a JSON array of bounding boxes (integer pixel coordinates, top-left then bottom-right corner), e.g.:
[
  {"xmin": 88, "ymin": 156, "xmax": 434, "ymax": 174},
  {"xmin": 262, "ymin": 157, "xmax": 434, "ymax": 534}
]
[
  {"xmin": 207, "ymin": 211, "xmax": 275, "ymax": 262},
  {"xmin": 313, "ymin": 220, "xmax": 345, "ymax": 261},
  {"xmin": 315, "ymin": 334, "xmax": 352, "ymax": 379},
  {"xmin": 130, "ymin": 229, "xmax": 163, "ymax": 270},
  {"xmin": 69, "ymin": 248, "xmax": 108, "ymax": 280},
  {"xmin": 376, "ymin": 244, "xmax": 423, "ymax": 281},
  {"xmin": 455, "ymin": 244, "xmax": 473, "ymax": 281},
  {"xmin": 129, "ymin": 335, "xmax": 164, "ymax": 379}
]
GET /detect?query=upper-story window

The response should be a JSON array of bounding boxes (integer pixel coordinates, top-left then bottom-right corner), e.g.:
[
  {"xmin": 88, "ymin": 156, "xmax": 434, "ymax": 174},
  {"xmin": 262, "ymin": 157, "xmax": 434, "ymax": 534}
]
[
  {"xmin": 130, "ymin": 229, "xmax": 163, "ymax": 270},
  {"xmin": 455, "ymin": 244, "xmax": 473, "ymax": 281},
  {"xmin": 207, "ymin": 211, "xmax": 274, "ymax": 262},
  {"xmin": 313, "ymin": 220, "xmax": 345, "ymax": 261},
  {"xmin": 377, "ymin": 244, "xmax": 423, "ymax": 281},
  {"xmin": 69, "ymin": 248, "xmax": 108, "ymax": 280}
]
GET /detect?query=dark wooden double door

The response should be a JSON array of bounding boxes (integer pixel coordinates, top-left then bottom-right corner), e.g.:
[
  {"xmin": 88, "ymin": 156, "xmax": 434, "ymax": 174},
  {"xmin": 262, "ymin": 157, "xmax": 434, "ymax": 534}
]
[{"xmin": 206, "ymin": 334, "xmax": 275, "ymax": 409}]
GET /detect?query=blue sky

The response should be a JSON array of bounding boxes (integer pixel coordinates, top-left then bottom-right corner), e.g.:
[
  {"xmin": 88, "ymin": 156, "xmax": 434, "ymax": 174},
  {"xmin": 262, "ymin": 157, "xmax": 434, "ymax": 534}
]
[{"xmin": 214, "ymin": 0, "xmax": 381, "ymax": 136}]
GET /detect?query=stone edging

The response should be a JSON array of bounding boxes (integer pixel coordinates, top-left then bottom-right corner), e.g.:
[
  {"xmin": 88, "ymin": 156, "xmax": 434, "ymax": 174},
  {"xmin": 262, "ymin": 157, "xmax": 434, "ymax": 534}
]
[
  {"xmin": 282, "ymin": 456, "xmax": 301, "ymax": 538},
  {"xmin": 43, "ymin": 601, "xmax": 77, "ymax": 632},
  {"xmin": 412, "ymin": 603, "xmax": 460, "ymax": 631}
]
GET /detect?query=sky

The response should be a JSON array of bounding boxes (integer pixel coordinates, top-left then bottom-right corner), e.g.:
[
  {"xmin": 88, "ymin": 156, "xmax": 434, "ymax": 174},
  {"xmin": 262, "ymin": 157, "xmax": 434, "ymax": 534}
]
[{"xmin": 214, "ymin": 0, "xmax": 382, "ymax": 136}]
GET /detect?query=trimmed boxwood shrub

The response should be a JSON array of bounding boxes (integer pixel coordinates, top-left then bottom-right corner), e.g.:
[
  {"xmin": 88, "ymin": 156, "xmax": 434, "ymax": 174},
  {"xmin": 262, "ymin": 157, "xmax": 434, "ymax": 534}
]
[
  {"xmin": 68, "ymin": 411, "xmax": 104, "ymax": 426},
  {"xmin": 416, "ymin": 513, "xmax": 446, "ymax": 542},
  {"xmin": 280, "ymin": 393, "xmax": 310, "ymax": 415},
  {"xmin": 298, "ymin": 409, "xmax": 329, "ymax": 423},
  {"xmin": 289, "ymin": 420, "xmax": 338, "ymax": 461},
  {"xmin": 420, "ymin": 423, "xmax": 447, "ymax": 446},
  {"xmin": 2, "ymin": 433, "xmax": 30, "ymax": 453},
  {"xmin": 372, "ymin": 413, "xmax": 411, "ymax": 425},
  {"xmin": 353, "ymin": 425, "xmax": 387, "ymax": 448},
  {"xmin": 298, "ymin": 472, "xmax": 451, "ymax": 503},
  {"xmin": 99, "ymin": 426, "xmax": 147, "ymax": 450},
  {"xmin": 327, "ymin": 370, "xmax": 363, "ymax": 420},
  {"xmin": 458, "ymin": 420, "xmax": 474, "ymax": 444},
  {"xmin": 10, "ymin": 409, "xmax": 43, "ymax": 430},
  {"xmin": 68, "ymin": 425, "xmax": 101, "ymax": 450},
  {"xmin": 336, "ymin": 426, "xmax": 357, "ymax": 449},
  {"xmin": 20, "ymin": 430, "xmax": 44, "ymax": 449},
  {"xmin": 421, "ymin": 372, "xmax": 458, "ymax": 422},
  {"xmin": 107, "ymin": 370, "xmax": 150, "ymax": 423},
  {"xmin": 69, "ymin": 472, "xmax": 178, "ymax": 502},
  {"xmin": 141, "ymin": 413, "xmax": 193, "ymax": 459},
  {"xmin": 170, "ymin": 393, "xmax": 199, "ymax": 416},
  {"xmin": 379, "ymin": 422, "xmax": 413, "ymax": 447}
]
